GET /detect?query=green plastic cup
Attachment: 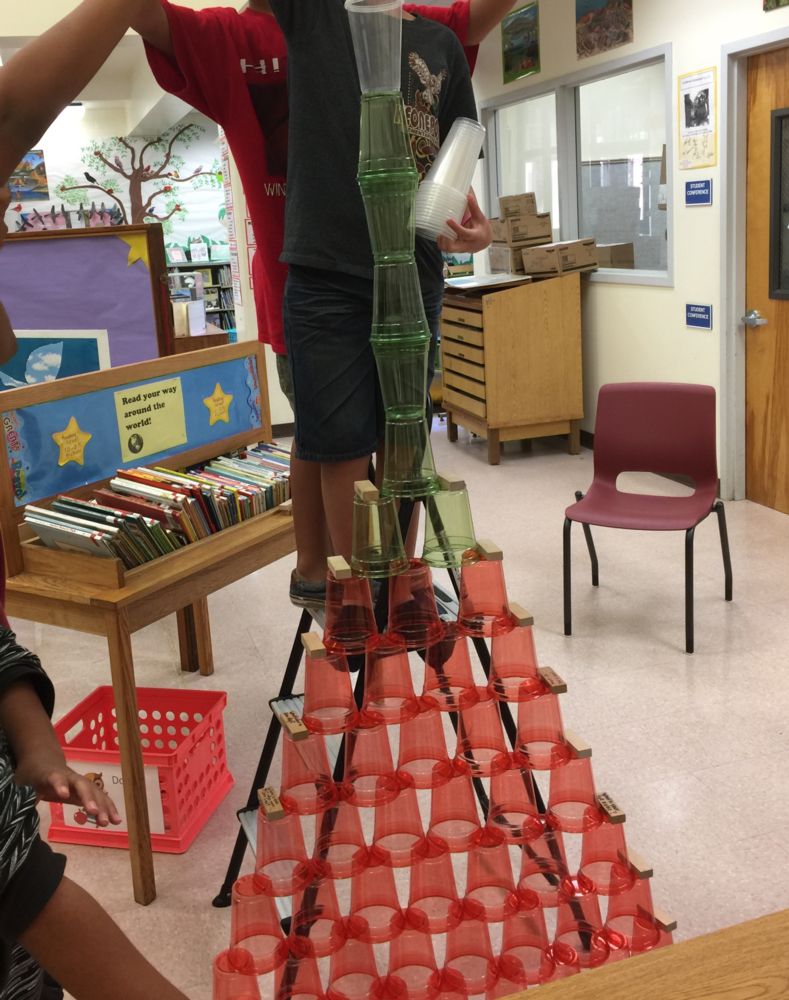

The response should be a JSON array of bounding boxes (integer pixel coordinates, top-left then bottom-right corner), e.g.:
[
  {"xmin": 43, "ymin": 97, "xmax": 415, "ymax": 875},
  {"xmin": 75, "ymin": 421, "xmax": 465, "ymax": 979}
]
[
  {"xmin": 358, "ymin": 93, "xmax": 415, "ymax": 174},
  {"xmin": 351, "ymin": 490, "xmax": 409, "ymax": 579},
  {"xmin": 371, "ymin": 260, "xmax": 431, "ymax": 343},
  {"xmin": 421, "ymin": 487, "xmax": 477, "ymax": 568},
  {"xmin": 373, "ymin": 336, "xmax": 430, "ymax": 418},
  {"xmin": 381, "ymin": 415, "xmax": 439, "ymax": 498},
  {"xmin": 359, "ymin": 170, "xmax": 418, "ymax": 262}
]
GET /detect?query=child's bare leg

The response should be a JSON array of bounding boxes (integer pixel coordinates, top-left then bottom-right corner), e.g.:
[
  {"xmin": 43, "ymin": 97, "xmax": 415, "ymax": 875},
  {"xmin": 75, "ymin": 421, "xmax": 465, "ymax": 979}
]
[
  {"xmin": 290, "ymin": 447, "xmax": 332, "ymax": 582},
  {"xmin": 321, "ymin": 456, "xmax": 371, "ymax": 560}
]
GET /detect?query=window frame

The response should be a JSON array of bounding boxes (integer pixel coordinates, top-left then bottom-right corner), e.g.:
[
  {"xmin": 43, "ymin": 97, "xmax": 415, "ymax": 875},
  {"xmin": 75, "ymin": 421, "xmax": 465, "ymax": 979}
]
[{"xmin": 481, "ymin": 43, "xmax": 674, "ymax": 288}]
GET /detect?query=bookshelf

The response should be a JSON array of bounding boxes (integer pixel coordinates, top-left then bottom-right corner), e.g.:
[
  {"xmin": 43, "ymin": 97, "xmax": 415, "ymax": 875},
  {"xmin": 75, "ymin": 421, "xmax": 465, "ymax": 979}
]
[{"xmin": 167, "ymin": 260, "xmax": 236, "ymax": 333}]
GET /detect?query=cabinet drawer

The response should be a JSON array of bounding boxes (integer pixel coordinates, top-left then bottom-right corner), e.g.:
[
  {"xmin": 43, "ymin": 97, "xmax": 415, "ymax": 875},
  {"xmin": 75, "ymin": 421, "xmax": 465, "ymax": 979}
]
[
  {"xmin": 441, "ymin": 337, "xmax": 485, "ymax": 367},
  {"xmin": 440, "ymin": 320, "xmax": 484, "ymax": 349},
  {"xmin": 443, "ymin": 305, "xmax": 484, "ymax": 330},
  {"xmin": 444, "ymin": 370, "xmax": 486, "ymax": 402},
  {"xmin": 443, "ymin": 386, "xmax": 487, "ymax": 419},
  {"xmin": 443, "ymin": 352, "xmax": 486, "ymax": 385}
]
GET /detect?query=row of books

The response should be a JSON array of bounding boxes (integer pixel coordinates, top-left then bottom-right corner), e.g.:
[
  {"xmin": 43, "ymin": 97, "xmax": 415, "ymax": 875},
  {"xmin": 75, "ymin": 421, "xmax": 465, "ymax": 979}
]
[{"xmin": 24, "ymin": 443, "xmax": 290, "ymax": 568}]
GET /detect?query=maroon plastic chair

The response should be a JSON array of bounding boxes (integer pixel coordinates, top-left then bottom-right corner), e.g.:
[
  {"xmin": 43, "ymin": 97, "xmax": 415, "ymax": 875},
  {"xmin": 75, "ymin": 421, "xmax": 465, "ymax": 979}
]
[{"xmin": 563, "ymin": 382, "xmax": 733, "ymax": 653}]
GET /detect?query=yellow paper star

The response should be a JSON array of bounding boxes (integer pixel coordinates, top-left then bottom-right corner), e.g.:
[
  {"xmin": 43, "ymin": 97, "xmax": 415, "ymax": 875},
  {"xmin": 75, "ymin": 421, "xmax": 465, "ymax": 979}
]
[
  {"xmin": 203, "ymin": 382, "xmax": 234, "ymax": 426},
  {"xmin": 51, "ymin": 416, "xmax": 92, "ymax": 467}
]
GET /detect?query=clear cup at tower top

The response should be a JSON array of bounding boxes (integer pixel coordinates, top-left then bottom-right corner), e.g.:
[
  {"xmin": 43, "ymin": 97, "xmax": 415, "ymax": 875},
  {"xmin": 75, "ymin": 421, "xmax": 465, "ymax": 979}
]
[{"xmin": 345, "ymin": 0, "xmax": 404, "ymax": 95}]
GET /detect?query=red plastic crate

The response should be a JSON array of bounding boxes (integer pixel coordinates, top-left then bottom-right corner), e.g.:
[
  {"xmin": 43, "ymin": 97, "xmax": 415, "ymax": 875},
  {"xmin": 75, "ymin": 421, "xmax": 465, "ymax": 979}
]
[{"xmin": 48, "ymin": 686, "xmax": 234, "ymax": 854}]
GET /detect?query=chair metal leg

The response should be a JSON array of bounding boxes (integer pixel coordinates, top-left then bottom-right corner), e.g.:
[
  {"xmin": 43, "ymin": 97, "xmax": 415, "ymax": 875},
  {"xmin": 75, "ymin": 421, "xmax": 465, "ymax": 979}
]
[
  {"xmin": 714, "ymin": 500, "xmax": 733, "ymax": 601},
  {"xmin": 563, "ymin": 517, "xmax": 572, "ymax": 636},
  {"xmin": 685, "ymin": 527, "xmax": 695, "ymax": 654},
  {"xmin": 574, "ymin": 492, "xmax": 599, "ymax": 586}
]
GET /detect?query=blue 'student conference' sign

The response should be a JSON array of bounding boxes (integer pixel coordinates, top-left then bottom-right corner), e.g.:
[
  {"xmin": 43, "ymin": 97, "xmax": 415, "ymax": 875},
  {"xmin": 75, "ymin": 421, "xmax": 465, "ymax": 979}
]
[
  {"xmin": 685, "ymin": 179, "xmax": 713, "ymax": 206},
  {"xmin": 686, "ymin": 304, "xmax": 713, "ymax": 330}
]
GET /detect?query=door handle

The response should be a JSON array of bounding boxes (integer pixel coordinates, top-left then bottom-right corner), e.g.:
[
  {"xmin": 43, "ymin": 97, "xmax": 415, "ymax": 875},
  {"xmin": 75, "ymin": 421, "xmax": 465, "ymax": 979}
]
[{"xmin": 742, "ymin": 309, "xmax": 768, "ymax": 328}]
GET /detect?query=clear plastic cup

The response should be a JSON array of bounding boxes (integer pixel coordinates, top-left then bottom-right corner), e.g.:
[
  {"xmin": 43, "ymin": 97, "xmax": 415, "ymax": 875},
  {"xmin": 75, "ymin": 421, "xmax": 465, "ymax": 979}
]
[
  {"xmin": 421, "ymin": 488, "xmax": 477, "ymax": 570},
  {"xmin": 415, "ymin": 183, "xmax": 468, "ymax": 241},
  {"xmin": 351, "ymin": 488, "xmax": 409, "ymax": 579},
  {"xmin": 381, "ymin": 415, "xmax": 440, "ymax": 499},
  {"xmin": 345, "ymin": 0, "xmax": 404, "ymax": 94},
  {"xmin": 427, "ymin": 118, "xmax": 485, "ymax": 188}
]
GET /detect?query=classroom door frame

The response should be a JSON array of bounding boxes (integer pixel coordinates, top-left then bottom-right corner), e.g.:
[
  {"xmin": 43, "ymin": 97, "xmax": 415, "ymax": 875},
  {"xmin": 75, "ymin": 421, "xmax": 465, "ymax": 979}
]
[{"xmin": 721, "ymin": 25, "xmax": 789, "ymax": 502}]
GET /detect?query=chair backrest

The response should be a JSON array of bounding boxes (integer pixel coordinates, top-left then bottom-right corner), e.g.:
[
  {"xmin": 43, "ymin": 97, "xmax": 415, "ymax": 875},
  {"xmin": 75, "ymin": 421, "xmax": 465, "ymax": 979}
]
[{"xmin": 592, "ymin": 382, "xmax": 718, "ymax": 490}]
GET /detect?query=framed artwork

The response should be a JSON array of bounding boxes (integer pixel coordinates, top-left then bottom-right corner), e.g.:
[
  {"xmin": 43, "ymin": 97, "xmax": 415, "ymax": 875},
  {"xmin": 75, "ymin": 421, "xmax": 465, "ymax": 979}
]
[
  {"xmin": 576, "ymin": 0, "xmax": 633, "ymax": 60},
  {"xmin": 764, "ymin": 0, "xmax": 789, "ymax": 9},
  {"xmin": 8, "ymin": 150, "xmax": 49, "ymax": 202},
  {"xmin": 502, "ymin": 2, "xmax": 540, "ymax": 85},
  {"xmin": 0, "ymin": 331, "xmax": 111, "ymax": 392}
]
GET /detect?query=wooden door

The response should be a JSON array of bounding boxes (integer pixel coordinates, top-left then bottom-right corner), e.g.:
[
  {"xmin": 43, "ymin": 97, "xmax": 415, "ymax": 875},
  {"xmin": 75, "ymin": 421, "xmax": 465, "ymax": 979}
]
[{"xmin": 746, "ymin": 51, "xmax": 789, "ymax": 514}]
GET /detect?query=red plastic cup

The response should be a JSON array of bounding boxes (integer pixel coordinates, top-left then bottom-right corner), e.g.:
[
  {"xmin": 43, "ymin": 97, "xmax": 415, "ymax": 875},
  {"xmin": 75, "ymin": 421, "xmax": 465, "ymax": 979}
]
[
  {"xmin": 464, "ymin": 826, "xmax": 519, "ymax": 921},
  {"xmin": 342, "ymin": 712, "xmax": 401, "ymax": 807},
  {"xmin": 422, "ymin": 623, "xmax": 479, "ymax": 712},
  {"xmin": 487, "ymin": 762, "xmax": 544, "ymax": 844},
  {"xmin": 363, "ymin": 634, "xmax": 419, "ymax": 724},
  {"xmin": 396, "ymin": 699, "xmax": 454, "ymax": 789},
  {"xmin": 388, "ymin": 558, "xmax": 444, "ymax": 650},
  {"xmin": 499, "ymin": 897, "xmax": 554, "ymax": 986},
  {"xmin": 214, "ymin": 947, "xmax": 262, "ymax": 1000},
  {"xmin": 313, "ymin": 797, "xmax": 370, "ymax": 880},
  {"xmin": 441, "ymin": 899, "xmax": 499, "ymax": 995},
  {"xmin": 547, "ymin": 756, "xmax": 603, "ymax": 834},
  {"xmin": 291, "ymin": 875, "xmax": 348, "ymax": 958},
  {"xmin": 327, "ymin": 935, "xmax": 380, "ymax": 1000},
  {"xmin": 458, "ymin": 556, "xmax": 514, "ymax": 638},
  {"xmin": 454, "ymin": 687, "xmax": 511, "ymax": 777},
  {"xmin": 485, "ymin": 961, "xmax": 530, "ymax": 999},
  {"xmin": 230, "ymin": 875, "xmax": 288, "ymax": 974},
  {"xmin": 350, "ymin": 861, "xmax": 405, "ymax": 944},
  {"xmin": 275, "ymin": 945, "xmax": 327, "ymax": 1000},
  {"xmin": 372, "ymin": 784, "xmax": 428, "ymax": 868},
  {"xmin": 280, "ymin": 732, "xmax": 338, "ymax": 816},
  {"xmin": 427, "ymin": 764, "xmax": 482, "ymax": 852},
  {"xmin": 387, "ymin": 923, "xmax": 442, "ymax": 1000},
  {"xmin": 604, "ymin": 878, "xmax": 663, "ymax": 955},
  {"xmin": 324, "ymin": 570, "xmax": 377, "ymax": 654},
  {"xmin": 517, "ymin": 828, "xmax": 570, "ymax": 907},
  {"xmin": 579, "ymin": 819, "xmax": 636, "ymax": 896},
  {"xmin": 256, "ymin": 807, "xmax": 313, "ymax": 897},
  {"xmin": 553, "ymin": 876, "xmax": 610, "ymax": 970},
  {"xmin": 489, "ymin": 621, "xmax": 544, "ymax": 701},
  {"xmin": 516, "ymin": 692, "xmax": 572, "ymax": 770},
  {"xmin": 303, "ymin": 645, "xmax": 358, "ymax": 735},
  {"xmin": 406, "ymin": 839, "xmax": 463, "ymax": 934}
]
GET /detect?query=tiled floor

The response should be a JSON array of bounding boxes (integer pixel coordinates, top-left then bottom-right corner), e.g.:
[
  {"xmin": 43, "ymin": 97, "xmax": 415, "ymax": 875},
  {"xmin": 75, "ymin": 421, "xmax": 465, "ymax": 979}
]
[{"xmin": 16, "ymin": 423, "xmax": 789, "ymax": 999}]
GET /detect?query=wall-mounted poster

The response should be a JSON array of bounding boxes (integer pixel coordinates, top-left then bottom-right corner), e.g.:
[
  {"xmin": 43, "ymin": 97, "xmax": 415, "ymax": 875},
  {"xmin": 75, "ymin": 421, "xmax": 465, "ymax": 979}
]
[
  {"xmin": 8, "ymin": 150, "xmax": 49, "ymax": 201},
  {"xmin": 501, "ymin": 3, "xmax": 540, "ymax": 85},
  {"xmin": 678, "ymin": 67, "xmax": 717, "ymax": 170},
  {"xmin": 576, "ymin": 0, "xmax": 633, "ymax": 60},
  {"xmin": 765, "ymin": 0, "xmax": 789, "ymax": 10}
]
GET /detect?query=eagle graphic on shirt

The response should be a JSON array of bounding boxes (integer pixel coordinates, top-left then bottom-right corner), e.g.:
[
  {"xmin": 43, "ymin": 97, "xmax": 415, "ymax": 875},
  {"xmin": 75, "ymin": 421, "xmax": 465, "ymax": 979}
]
[{"xmin": 405, "ymin": 52, "xmax": 447, "ymax": 180}]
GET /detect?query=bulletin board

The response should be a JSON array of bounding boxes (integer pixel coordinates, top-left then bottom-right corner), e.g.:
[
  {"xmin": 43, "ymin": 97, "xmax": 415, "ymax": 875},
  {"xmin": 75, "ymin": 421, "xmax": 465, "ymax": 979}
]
[{"xmin": 0, "ymin": 224, "xmax": 173, "ymax": 369}]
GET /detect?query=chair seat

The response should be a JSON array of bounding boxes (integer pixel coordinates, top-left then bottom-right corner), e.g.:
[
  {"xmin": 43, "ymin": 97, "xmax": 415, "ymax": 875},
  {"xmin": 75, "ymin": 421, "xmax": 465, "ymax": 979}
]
[{"xmin": 566, "ymin": 483, "xmax": 718, "ymax": 532}]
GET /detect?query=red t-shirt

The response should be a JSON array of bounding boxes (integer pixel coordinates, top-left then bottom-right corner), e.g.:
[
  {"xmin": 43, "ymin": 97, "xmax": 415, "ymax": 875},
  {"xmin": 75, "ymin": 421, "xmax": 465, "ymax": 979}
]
[{"xmin": 145, "ymin": 1, "xmax": 477, "ymax": 355}]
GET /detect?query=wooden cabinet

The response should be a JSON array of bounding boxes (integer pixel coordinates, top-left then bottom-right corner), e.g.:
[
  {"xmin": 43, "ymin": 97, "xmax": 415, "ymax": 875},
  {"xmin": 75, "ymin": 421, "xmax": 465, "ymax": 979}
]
[{"xmin": 441, "ymin": 273, "xmax": 584, "ymax": 464}]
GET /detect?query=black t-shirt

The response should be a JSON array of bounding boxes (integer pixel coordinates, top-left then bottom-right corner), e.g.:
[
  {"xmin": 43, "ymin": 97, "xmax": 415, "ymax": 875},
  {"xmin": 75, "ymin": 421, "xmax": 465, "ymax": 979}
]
[{"xmin": 271, "ymin": 0, "xmax": 478, "ymax": 299}]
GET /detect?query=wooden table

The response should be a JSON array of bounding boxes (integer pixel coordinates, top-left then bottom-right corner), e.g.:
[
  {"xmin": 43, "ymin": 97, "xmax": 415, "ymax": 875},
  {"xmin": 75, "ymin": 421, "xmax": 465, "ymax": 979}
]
[{"xmin": 505, "ymin": 910, "xmax": 789, "ymax": 999}]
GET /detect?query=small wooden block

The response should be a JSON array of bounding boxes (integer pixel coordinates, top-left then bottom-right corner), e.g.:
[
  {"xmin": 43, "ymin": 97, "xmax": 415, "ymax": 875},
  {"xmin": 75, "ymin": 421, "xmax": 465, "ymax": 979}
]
[
  {"xmin": 596, "ymin": 791, "xmax": 626, "ymax": 824},
  {"xmin": 508, "ymin": 602, "xmax": 535, "ymax": 627},
  {"xmin": 476, "ymin": 539, "xmax": 504, "ymax": 561},
  {"xmin": 565, "ymin": 729, "xmax": 592, "ymax": 759},
  {"xmin": 279, "ymin": 710, "xmax": 309, "ymax": 741},
  {"xmin": 326, "ymin": 555, "xmax": 352, "ymax": 580},
  {"xmin": 301, "ymin": 631, "xmax": 327, "ymax": 658},
  {"xmin": 257, "ymin": 787, "xmax": 285, "ymax": 819},
  {"xmin": 354, "ymin": 479, "xmax": 379, "ymax": 502},
  {"xmin": 652, "ymin": 907, "xmax": 678, "ymax": 933},
  {"xmin": 538, "ymin": 666, "xmax": 567, "ymax": 694},
  {"xmin": 437, "ymin": 472, "xmax": 466, "ymax": 491},
  {"xmin": 624, "ymin": 848, "xmax": 653, "ymax": 880}
]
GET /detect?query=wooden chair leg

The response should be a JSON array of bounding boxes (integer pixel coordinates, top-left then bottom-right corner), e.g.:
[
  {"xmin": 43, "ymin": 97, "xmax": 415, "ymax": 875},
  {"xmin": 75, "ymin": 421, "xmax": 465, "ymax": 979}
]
[
  {"xmin": 714, "ymin": 500, "xmax": 733, "ymax": 601},
  {"xmin": 105, "ymin": 613, "xmax": 156, "ymax": 905},
  {"xmin": 685, "ymin": 527, "xmax": 695, "ymax": 654},
  {"xmin": 563, "ymin": 517, "xmax": 573, "ymax": 636},
  {"xmin": 177, "ymin": 597, "xmax": 214, "ymax": 676}
]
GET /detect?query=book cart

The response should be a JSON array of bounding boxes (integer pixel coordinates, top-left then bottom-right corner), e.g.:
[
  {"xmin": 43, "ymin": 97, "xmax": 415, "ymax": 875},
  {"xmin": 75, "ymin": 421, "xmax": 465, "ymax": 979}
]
[{"xmin": 0, "ymin": 342, "xmax": 295, "ymax": 905}]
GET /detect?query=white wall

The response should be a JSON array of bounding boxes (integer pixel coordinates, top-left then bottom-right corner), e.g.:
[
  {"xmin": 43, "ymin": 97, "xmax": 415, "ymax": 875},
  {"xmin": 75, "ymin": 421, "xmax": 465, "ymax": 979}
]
[{"xmin": 473, "ymin": 0, "xmax": 789, "ymax": 457}]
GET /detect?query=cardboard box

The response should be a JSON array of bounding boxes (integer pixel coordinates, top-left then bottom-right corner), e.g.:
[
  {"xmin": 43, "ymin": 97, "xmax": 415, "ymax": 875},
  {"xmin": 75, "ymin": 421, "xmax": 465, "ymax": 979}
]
[
  {"xmin": 499, "ymin": 192, "xmax": 538, "ymax": 218},
  {"xmin": 172, "ymin": 299, "xmax": 207, "ymax": 338},
  {"xmin": 488, "ymin": 244, "xmax": 525, "ymax": 273},
  {"xmin": 596, "ymin": 242, "xmax": 635, "ymax": 269},
  {"xmin": 522, "ymin": 238, "xmax": 598, "ymax": 276},
  {"xmin": 489, "ymin": 212, "xmax": 553, "ymax": 246}
]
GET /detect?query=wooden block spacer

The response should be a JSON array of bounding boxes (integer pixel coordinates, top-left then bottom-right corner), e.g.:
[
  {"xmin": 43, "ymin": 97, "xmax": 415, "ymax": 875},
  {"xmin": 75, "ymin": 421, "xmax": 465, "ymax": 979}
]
[
  {"xmin": 301, "ymin": 632, "xmax": 327, "ymax": 658},
  {"xmin": 508, "ymin": 602, "xmax": 535, "ymax": 627},
  {"xmin": 270, "ymin": 700, "xmax": 309, "ymax": 741},
  {"xmin": 354, "ymin": 479, "xmax": 379, "ymax": 502},
  {"xmin": 538, "ymin": 666, "xmax": 567, "ymax": 694},
  {"xmin": 476, "ymin": 539, "xmax": 504, "ymax": 561},
  {"xmin": 565, "ymin": 729, "xmax": 592, "ymax": 759},
  {"xmin": 257, "ymin": 786, "xmax": 285, "ymax": 819},
  {"xmin": 327, "ymin": 554, "xmax": 352, "ymax": 580},
  {"xmin": 437, "ymin": 471, "xmax": 466, "ymax": 491},
  {"xmin": 619, "ymin": 848, "xmax": 653, "ymax": 880},
  {"xmin": 596, "ymin": 791, "xmax": 626, "ymax": 824},
  {"xmin": 652, "ymin": 907, "xmax": 678, "ymax": 933}
]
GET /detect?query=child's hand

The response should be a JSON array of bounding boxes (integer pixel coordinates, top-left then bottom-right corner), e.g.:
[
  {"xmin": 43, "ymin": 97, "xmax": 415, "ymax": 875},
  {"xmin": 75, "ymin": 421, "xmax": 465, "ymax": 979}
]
[
  {"xmin": 17, "ymin": 759, "xmax": 122, "ymax": 827},
  {"xmin": 437, "ymin": 189, "xmax": 492, "ymax": 254}
]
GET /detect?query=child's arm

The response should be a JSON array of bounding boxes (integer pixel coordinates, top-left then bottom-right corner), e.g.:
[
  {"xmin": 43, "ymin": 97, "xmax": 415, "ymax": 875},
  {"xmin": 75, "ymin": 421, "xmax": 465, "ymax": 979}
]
[
  {"xmin": 0, "ymin": 0, "xmax": 152, "ymax": 181},
  {"xmin": 17, "ymin": 876, "xmax": 190, "ymax": 999},
  {"xmin": 467, "ymin": 0, "xmax": 516, "ymax": 43}
]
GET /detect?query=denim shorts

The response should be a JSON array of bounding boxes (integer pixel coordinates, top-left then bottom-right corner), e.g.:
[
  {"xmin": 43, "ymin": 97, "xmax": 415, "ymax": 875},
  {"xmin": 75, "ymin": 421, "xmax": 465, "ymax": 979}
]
[{"xmin": 283, "ymin": 265, "xmax": 441, "ymax": 462}]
